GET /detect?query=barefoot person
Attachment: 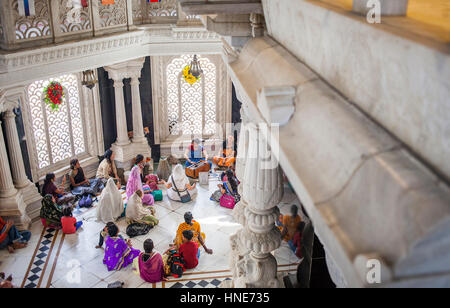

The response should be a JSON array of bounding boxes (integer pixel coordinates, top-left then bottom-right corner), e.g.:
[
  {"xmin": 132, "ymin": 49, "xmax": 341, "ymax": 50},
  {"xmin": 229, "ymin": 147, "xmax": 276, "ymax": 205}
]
[
  {"xmin": 133, "ymin": 239, "xmax": 168, "ymax": 283},
  {"xmin": 184, "ymin": 138, "xmax": 212, "ymax": 169},
  {"xmin": 174, "ymin": 212, "xmax": 213, "ymax": 255},
  {"xmin": 42, "ymin": 173, "xmax": 74, "ymax": 204},
  {"xmin": 69, "ymin": 159, "xmax": 102, "ymax": 195},
  {"xmin": 96, "ymin": 178, "xmax": 124, "ymax": 224},
  {"xmin": 40, "ymin": 195, "xmax": 64, "ymax": 228},
  {"xmin": 96, "ymin": 149, "xmax": 122, "ymax": 189},
  {"xmin": 126, "ymin": 158, "xmax": 154, "ymax": 206},
  {"xmin": 103, "ymin": 224, "xmax": 140, "ymax": 271},
  {"xmin": 162, "ymin": 164, "xmax": 197, "ymax": 202},
  {"xmin": 213, "ymin": 135, "xmax": 236, "ymax": 170},
  {"xmin": 126, "ymin": 191, "xmax": 158, "ymax": 227},
  {"xmin": 0, "ymin": 217, "xmax": 31, "ymax": 254},
  {"xmin": 179, "ymin": 230, "xmax": 200, "ymax": 270}
]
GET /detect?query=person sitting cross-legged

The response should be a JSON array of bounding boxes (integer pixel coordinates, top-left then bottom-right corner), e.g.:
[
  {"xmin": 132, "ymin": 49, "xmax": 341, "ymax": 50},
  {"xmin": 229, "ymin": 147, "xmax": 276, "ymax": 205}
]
[
  {"xmin": 0, "ymin": 217, "xmax": 31, "ymax": 254},
  {"xmin": 213, "ymin": 135, "xmax": 236, "ymax": 170},
  {"xmin": 61, "ymin": 206, "xmax": 83, "ymax": 235},
  {"xmin": 133, "ymin": 239, "xmax": 168, "ymax": 283},
  {"xmin": 184, "ymin": 138, "xmax": 212, "ymax": 170},
  {"xmin": 103, "ymin": 224, "xmax": 140, "ymax": 271},
  {"xmin": 162, "ymin": 164, "xmax": 197, "ymax": 202},
  {"xmin": 179, "ymin": 230, "xmax": 199, "ymax": 270},
  {"xmin": 174, "ymin": 212, "xmax": 213, "ymax": 255}
]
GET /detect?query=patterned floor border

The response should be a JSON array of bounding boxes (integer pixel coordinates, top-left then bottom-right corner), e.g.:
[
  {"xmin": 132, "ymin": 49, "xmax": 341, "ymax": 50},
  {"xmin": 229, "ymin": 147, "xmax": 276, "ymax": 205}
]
[
  {"xmin": 152, "ymin": 263, "xmax": 299, "ymax": 288},
  {"xmin": 21, "ymin": 227, "xmax": 65, "ymax": 288}
]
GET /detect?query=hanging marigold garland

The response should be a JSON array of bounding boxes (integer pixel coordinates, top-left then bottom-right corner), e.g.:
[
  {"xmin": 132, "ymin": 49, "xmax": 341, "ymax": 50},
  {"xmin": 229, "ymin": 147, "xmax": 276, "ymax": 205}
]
[
  {"xmin": 183, "ymin": 65, "xmax": 200, "ymax": 85},
  {"xmin": 43, "ymin": 81, "xmax": 65, "ymax": 111}
]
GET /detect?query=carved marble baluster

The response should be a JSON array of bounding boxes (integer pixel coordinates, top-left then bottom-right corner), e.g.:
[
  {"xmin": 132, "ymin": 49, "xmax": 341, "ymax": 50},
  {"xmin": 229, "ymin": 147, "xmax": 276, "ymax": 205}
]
[{"xmin": 225, "ymin": 122, "xmax": 284, "ymax": 288}]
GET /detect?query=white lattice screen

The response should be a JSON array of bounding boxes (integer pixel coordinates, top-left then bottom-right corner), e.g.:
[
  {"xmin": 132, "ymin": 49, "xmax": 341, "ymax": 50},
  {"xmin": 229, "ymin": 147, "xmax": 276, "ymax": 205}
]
[
  {"xmin": 27, "ymin": 74, "xmax": 86, "ymax": 169},
  {"xmin": 166, "ymin": 55, "xmax": 217, "ymax": 136}
]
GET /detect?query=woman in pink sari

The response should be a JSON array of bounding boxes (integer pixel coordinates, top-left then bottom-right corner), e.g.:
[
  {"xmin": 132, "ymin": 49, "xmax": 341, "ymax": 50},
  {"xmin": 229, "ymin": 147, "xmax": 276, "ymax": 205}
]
[
  {"xmin": 133, "ymin": 239, "xmax": 167, "ymax": 283},
  {"xmin": 126, "ymin": 165, "xmax": 154, "ymax": 206}
]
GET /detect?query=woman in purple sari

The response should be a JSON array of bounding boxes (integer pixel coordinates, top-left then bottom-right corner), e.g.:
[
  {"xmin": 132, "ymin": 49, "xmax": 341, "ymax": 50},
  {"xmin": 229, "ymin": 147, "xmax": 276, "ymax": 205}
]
[
  {"xmin": 126, "ymin": 165, "xmax": 154, "ymax": 206},
  {"xmin": 133, "ymin": 239, "xmax": 167, "ymax": 283},
  {"xmin": 103, "ymin": 224, "xmax": 140, "ymax": 271}
]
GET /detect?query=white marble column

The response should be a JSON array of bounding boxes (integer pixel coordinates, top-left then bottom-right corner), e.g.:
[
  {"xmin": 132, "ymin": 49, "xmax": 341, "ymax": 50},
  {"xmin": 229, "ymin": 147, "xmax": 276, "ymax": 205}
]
[
  {"xmin": 113, "ymin": 79, "xmax": 130, "ymax": 146},
  {"xmin": 225, "ymin": 122, "xmax": 284, "ymax": 288},
  {"xmin": 130, "ymin": 76, "xmax": 147, "ymax": 144},
  {"xmin": 3, "ymin": 109, "xmax": 29, "ymax": 188},
  {"xmin": 0, "ymin": 120, "xmax": 17, "ymax": 198},
  {"xmin": 105, "ymin": 58, "xmax": 150, "ymax": 170},
  {"xmin": 0, "ymin": 119, "xmax": 30, "ymax": 229}
]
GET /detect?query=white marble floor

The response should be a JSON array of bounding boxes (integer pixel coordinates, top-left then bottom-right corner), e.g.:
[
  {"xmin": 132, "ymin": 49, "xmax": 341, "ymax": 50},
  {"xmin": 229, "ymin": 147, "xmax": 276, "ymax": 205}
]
[{"xmin": 0, "ymin": 175, "xmax": 302, "ymax": 288}]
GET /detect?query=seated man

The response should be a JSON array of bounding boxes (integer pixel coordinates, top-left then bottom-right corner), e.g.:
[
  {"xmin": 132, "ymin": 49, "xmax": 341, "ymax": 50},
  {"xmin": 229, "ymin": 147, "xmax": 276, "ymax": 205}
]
[
  {"xmin": 213, "ymin": 135, "xmax": 236, "ymax": 170},
  {"xmin": 174, "ymin": 212, "xmax": 213, "ymax": 255},
  {"xmin": 184, "ymin": 138, "xmax": 212, "ymax": 169},
  {"xmin": 0, "ymin": 217, "xmax": 31, "ymax": 253}
]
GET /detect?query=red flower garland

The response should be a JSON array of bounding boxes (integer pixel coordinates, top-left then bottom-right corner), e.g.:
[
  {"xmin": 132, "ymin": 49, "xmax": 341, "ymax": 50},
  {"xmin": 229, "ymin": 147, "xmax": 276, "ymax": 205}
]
[{"xmin": 43, "ymin": 81, "xmax": 64, "ymax": 111}]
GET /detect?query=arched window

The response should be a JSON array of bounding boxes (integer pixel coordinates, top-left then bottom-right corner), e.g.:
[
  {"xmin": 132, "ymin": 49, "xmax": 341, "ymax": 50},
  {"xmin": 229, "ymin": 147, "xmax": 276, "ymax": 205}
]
[
  {"xmin": 166, "ymin": 55, "xmax": 217, "ymax": 136},
  {"xmin": 26, "ymin": 74, "xmax": 86, "ymax": 170}
]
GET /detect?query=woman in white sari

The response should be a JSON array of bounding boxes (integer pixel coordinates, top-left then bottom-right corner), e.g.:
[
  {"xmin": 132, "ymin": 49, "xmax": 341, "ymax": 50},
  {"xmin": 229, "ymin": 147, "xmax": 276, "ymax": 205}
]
[
  {"xmin": 126, "ymin": 191, "xmax": 159, "ymax": 227},
  {"xmin": 96, "ymin": 178, "xmax": 124, "ymax": 223},
  {"xmin": 162, "ymin": 164, "xmax": 197, "ymax": 202}
]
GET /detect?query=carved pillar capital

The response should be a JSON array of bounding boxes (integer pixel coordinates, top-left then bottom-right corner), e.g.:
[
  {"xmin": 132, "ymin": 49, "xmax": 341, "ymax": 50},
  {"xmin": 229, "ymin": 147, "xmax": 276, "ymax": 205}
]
[{"xmin": 112, "ymin": 79, "xmax": 124, "ymax": 88}]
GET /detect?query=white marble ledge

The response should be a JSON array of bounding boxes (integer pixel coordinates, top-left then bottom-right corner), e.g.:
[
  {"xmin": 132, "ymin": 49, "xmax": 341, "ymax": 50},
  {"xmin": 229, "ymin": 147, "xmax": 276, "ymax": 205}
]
[{"xmin": 229, "ymin": 36, "xmax": 450, "ymax": 287}]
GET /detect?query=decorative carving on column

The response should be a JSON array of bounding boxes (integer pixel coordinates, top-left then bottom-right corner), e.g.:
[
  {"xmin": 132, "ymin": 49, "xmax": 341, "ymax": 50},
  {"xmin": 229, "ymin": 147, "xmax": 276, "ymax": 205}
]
[{"xmin": 224, "ymin": 121, "xmax": 284, "ymax": 288}]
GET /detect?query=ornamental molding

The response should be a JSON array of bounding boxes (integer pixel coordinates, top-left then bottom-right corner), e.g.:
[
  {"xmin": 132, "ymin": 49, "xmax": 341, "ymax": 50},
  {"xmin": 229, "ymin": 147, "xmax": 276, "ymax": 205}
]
[
  {"xmin": 0, "ymin": 25, "xmax": 222, "ymax": 76},
  {"xmin": 0, "ymin": 86, "xmax": 26, "ymax": 112}
]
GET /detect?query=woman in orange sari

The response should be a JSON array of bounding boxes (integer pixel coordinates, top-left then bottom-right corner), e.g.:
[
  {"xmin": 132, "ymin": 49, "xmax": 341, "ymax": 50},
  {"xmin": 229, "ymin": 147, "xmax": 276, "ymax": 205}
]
[
  {"xmin": 174, "ymin": 212, "xmax": 213, "ymax": 255},
  {"xmin": 213, "ymin": 136, "xmax": 236, "ymax": 169},
  {"xmin": 281, "ymin": 205, "xmax": 302, "ymax": 242}
]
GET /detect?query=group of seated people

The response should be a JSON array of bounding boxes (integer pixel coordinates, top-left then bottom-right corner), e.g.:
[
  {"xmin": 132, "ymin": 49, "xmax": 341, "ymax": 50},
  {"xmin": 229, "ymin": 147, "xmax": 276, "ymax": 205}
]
[
  {"xmin": 1, "ymin": 135, "xmax": 309, "ymax": 288},
  {"xmin": 98, "ymin": 211, "xmax": 213, "ymax": 283},
  {"xmin": 185, "ymin": 136, "xmax": 236, "ymax": 171}
]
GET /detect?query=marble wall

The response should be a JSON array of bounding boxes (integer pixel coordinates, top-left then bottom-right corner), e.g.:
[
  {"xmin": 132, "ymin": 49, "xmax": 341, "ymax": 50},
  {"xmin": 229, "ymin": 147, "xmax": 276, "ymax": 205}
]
[{"xmin": 262, "ymin": 0, "xmax": 450, "ymax": 182}]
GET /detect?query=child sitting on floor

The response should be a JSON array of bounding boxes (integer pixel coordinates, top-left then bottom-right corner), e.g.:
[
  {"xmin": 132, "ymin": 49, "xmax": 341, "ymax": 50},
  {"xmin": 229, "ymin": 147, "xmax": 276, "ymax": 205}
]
[
  {"xmin": 61, "ymin": 206, "xmax": 83, "ymax": 234},
  {"xmin": 96, "ymin": 222, "xmax": 123, "ymax": 249},
  {"xmin": 179, "ymin": 230, "xmax": 199, "ymax": 270}
]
